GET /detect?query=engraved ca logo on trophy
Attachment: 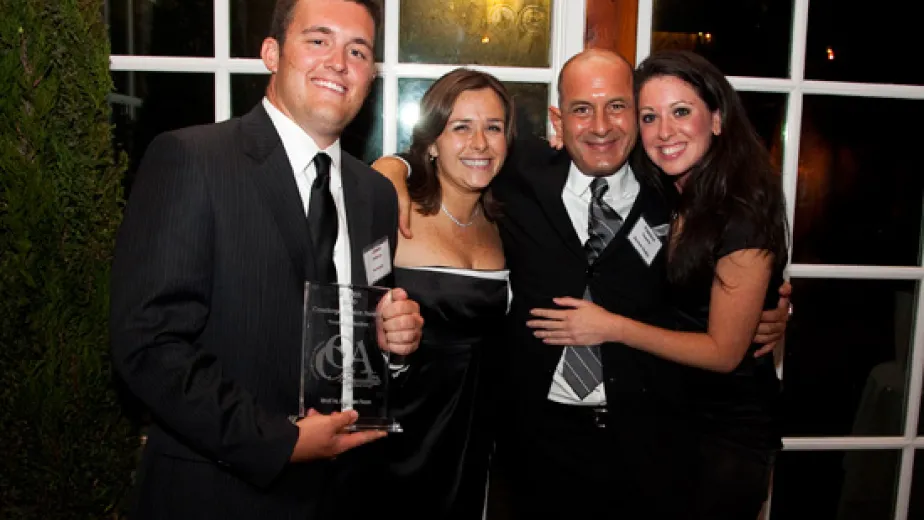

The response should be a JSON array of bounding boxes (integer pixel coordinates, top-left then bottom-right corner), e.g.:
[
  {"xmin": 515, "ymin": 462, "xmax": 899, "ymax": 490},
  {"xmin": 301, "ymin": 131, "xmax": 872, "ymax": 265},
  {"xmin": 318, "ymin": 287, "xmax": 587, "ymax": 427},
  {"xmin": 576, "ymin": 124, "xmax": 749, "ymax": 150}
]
[{"xmin": 312, "ymin": 335, "xmax": 382, "ymax": 388}]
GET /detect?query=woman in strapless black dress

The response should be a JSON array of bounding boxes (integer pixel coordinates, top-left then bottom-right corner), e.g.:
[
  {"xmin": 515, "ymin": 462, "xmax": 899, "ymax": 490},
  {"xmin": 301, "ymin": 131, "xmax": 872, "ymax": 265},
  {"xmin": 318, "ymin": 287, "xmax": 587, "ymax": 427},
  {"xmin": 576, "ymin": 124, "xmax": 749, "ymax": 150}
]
[{"xmin": 367, "ymin": 68, "xmax": 514, "ymax": 520}]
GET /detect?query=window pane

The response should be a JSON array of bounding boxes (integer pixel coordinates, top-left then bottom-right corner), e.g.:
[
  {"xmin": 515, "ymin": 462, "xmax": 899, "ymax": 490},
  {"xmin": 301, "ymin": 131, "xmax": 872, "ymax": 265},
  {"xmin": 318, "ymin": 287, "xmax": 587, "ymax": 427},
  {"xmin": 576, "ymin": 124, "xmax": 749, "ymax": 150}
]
[
  {"xmin": 781, "ymin": 279, "xmax": 915, "ymax": 437},
  {"xmin": 805, "ymin": 0, "xmax": 923, "ymax": 85},
  {"xmin": 793, "ymin": 96, "xmax": 924, "ymax": 266},
  {"xmin": 232, "ymin": 74, "xmax": 383, "ymax": 164},
  {"xmin": 230, "ymin": 0, "xmax": 384, "ymax": 61},
  {"xmin": 399, "ymin": 0, "xmax": 551, "ymax": 67},
  {"xmin": 770, "ymin": 450, "xmax": 899, "ymax": 520},
  {"xmin": 396, "ymin": 79, "xmax": 548, "ymax": 154},
  {"xmin": 108, "ymin": 0, "xmax": 214, "ymax": 57},
  {"xmin": 110, "ymin": 72, "xmax": 215, "ymax": 193},
  {"xmin": 651, "ymin": 0, "xmax": 792, "ymax": 78},
  {"xmin": 737, "ymin": 92, "xmax": 786, "ymax": 169}
]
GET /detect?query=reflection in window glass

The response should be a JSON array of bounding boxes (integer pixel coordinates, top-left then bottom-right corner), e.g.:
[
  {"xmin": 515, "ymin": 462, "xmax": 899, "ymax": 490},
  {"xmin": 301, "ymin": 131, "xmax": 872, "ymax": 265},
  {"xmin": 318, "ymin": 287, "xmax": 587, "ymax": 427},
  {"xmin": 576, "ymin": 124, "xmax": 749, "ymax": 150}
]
[
  {"xmin": 396, "ymin": 79, "xmax": 548, "ymax": 154},
  {"xmin": 651, "ymin": 0, "xmax": 792, "ymax": 78},
  {"xmin": 806, "ymin": 0, "xmax": 923, "ymax": 85},
  {"xmin": 110, "ymin": 72, "xmax": 215, "ymax": 193},
  {"xmin": 109, "ymin": 0, "xmax": 214, "ymax": 56},
  {"xmin": 230, "ymin": 0, "xmax": 384, "ymax": 61},
  {"xmin": 231, "ymin": 74, "xmax": 383, "ymax": 165},
  {"xmin": 771, "ymin": 450, "xmax": 899, "ymax": 520},
  {"xmin": 399, "ymin": 0, "xmax": 551, "ymax": 67},
  {"xmin": 793, "ymin": 96, "xmax": 924, "ymax": 266},
  {"xmin": 781, "ymin": 279, "xmax": 915, "ymax": 437},
  {"xmin": 737, "ymin": 92, "xmax": 786, "ymax": 169}
]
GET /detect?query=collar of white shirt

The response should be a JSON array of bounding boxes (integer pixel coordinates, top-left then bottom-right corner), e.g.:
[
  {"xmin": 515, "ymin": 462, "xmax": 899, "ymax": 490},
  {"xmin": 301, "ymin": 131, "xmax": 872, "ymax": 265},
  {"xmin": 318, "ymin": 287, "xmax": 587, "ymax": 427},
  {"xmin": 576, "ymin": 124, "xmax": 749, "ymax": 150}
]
[
  {"xmin": 564, "ymin": 161, "xmax": 639, "ymax": 204},
  {"xmin": 261, "ymin": 97, "xmax": 342, "ymax": 179}
]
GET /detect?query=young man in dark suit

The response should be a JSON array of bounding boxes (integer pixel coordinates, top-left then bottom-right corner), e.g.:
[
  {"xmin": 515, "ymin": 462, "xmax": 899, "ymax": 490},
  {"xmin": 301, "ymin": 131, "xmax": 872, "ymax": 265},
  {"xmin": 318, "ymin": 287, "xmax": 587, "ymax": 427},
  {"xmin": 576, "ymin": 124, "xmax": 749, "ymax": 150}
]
[
  {"xmin": 109, "ymin": 1, "xmax": 423, "ymax": 518},
  {"xmin": 376, "ymin": 49, "xmax": 789, "ymax": 519}
]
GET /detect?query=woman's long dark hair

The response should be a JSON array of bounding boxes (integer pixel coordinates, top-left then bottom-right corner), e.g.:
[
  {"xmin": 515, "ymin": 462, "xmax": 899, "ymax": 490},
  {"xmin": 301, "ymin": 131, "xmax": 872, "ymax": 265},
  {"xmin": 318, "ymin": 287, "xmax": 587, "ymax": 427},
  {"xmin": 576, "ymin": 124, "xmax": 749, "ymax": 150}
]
[
  {"xmin": 406, "ymin": 68, "xmax": 515, "ymax": 220},
  {"xmin": 633, "ymin": 50, "xmax": 788, "ymax": 285}
]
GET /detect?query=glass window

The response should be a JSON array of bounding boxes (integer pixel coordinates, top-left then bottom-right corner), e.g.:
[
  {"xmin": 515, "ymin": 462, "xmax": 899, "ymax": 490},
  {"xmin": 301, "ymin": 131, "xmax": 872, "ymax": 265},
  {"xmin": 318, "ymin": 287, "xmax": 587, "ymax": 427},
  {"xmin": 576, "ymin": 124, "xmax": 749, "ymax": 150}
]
[
  {"xmin": 231, "ymin": 74, "xmax": 383, "ymax": 164},
  {"xmin": 230, "ymin": 0, "xmax": 384, "ymax": 61},
  {"xmin": 651, "ymin": 0, "xmax": 793, "ymax": 78},
  {"xmin": 109, "ymin": 0, "xmax": 214, "ymax": 57},
  {"xmin": 396, "ymin": 78, "xmax": 548, "ymax": 154},
  {"xmin": 805, "ymin": 0, "xmax": 923, "ymax": 85},
  {"xmin": 770, "ymin": 450, "xmax": 899, "ymax": 519},
  {"xmin": 110, "ymin": 72, "xmax": 215, "ymax": 193},
  {"xmin": 399, "ymin": 0, "xmax": 552, "ymax": 67},
  {"xmin": 793, "ymin": 95, "xmax": 924, "ymax": 267},
  {"xmin": 781, "ymin": 279, "xmax": 916, "ymax": 437},
  {"xmin": 737, "ymin": 91, "xmax": 786, "ymax": 168}
]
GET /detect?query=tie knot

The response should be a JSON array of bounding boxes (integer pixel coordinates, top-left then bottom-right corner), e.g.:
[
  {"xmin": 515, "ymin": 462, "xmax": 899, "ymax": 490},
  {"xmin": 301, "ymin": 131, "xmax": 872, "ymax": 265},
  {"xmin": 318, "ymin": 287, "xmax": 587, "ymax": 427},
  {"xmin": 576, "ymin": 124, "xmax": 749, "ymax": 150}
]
[
  {"xmin": 590, "ymin": 177, "xmax": 608, "ymax": 200},
  {"xmin": 313, "ymin": 152, "xmax": 332, "ymax": 179}
]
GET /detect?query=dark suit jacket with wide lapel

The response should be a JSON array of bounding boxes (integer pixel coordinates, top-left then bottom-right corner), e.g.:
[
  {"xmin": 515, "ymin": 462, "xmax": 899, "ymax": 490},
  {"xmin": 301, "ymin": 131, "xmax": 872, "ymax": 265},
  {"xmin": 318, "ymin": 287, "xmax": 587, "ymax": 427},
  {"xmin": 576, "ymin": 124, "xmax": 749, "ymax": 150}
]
[
  {"xmin": 110, "ymin": 104, "xmax": 398, "ymax": 519},
  {"xmin": 492, "ymin": 139, "xmax": 695, "ymax": 517}
]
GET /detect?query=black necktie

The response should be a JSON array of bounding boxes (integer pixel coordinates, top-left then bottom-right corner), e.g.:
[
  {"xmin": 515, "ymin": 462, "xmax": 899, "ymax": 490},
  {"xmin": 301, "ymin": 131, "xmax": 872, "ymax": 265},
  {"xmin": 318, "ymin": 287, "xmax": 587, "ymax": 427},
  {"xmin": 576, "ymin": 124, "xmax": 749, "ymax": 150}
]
[
  {"xmin": 307, "ymin": 152, "xmax": 338, "ymax": 283},
  {"xmin": 562, "ymin": 178, "xmax": 624, "ymax": 399}
]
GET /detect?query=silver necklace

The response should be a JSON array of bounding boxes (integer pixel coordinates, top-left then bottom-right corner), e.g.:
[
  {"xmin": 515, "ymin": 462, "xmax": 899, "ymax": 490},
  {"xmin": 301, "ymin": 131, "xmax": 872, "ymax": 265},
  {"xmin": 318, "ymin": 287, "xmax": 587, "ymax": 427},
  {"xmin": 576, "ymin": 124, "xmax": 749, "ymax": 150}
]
[{"xmin": 440, "ymin": 203, "xmax": 479, "ymax": 228}]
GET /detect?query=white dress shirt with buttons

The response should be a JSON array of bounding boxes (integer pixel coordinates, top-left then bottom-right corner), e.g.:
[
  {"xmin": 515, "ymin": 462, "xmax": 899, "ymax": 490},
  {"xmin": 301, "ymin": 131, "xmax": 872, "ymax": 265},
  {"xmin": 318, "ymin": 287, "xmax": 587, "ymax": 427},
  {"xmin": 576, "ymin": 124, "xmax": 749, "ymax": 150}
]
[
  {"xmin": 263, "ymin": 98, "xmax": 359, "ymax": 407},
  {"xmin": 547, "ymin": 161, "xmax": 640, "ymax": 406}
]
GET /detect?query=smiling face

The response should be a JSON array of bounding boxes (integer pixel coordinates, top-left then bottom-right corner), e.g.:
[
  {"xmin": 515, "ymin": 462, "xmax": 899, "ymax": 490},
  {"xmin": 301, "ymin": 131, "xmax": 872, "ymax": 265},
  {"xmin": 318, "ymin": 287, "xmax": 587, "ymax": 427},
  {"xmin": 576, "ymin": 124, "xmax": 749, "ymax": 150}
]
[
  {"xmin": 638, "ymin": 75, "xmax": 722, "ymax": 181},
  {"xmin": 429, "ymin": 88, "xmax": 508, "ymax": 195},
  {"xmin": 261, "ymin": 0, "xmax": 376, "ymax": 147},
  {"xmin": 550, "ymin": 51, "xmax": 637, "ymax": 177}
]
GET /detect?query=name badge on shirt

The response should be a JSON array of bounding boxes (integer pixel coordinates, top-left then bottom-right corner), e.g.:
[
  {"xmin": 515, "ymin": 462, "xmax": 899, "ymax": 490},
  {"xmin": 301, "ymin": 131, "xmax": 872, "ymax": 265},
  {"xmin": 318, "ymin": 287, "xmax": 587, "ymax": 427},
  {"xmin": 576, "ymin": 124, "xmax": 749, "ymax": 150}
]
[
  {"xmin": 363, "ymin": 237, "xmax": 392, "ymax": 285},
  {"xmin": 628, "ymin": 217, "xmax": 662, "ymax": 266}
]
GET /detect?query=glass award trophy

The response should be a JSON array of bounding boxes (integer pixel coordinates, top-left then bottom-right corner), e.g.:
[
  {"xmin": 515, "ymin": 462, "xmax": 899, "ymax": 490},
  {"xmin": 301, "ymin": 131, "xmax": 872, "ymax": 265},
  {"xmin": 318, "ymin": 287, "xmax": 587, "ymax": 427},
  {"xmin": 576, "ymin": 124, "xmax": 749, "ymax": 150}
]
[{"xmin": 299, "ymin": 282, "xmax": 402, "ymax": 432}]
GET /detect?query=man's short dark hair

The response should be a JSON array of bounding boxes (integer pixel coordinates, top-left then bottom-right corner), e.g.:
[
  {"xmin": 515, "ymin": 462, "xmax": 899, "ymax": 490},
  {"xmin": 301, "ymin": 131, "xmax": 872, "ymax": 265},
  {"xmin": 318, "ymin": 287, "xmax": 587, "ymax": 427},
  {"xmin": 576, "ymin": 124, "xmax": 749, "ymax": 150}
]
[{"xmin": 269, "ymin": 0, "xmax": 382, "ymax": 48}]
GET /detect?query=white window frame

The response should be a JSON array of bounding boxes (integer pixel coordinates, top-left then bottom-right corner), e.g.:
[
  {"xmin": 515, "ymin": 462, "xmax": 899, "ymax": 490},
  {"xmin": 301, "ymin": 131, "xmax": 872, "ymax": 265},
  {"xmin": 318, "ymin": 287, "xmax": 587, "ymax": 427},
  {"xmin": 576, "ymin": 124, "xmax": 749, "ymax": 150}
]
[
  {"xmin": 109, "ymin": 0, "xmax": 585, "ymax": 151},
  {"xmin": 637, "ymin": 0, "xmax": 924, "ymax": 518}
]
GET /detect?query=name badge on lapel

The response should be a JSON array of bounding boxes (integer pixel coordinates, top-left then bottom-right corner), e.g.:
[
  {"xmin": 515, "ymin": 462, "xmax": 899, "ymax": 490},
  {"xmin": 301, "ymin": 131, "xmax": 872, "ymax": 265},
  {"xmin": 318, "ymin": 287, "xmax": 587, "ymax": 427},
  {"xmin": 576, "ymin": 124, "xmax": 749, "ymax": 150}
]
[
  {"xmin": 628, "ymin": 217, "xmax": 662, "ymax": 266},
  {"xmin": 363, "ymin": 237, "xmax": 392, "ymax": 285}
]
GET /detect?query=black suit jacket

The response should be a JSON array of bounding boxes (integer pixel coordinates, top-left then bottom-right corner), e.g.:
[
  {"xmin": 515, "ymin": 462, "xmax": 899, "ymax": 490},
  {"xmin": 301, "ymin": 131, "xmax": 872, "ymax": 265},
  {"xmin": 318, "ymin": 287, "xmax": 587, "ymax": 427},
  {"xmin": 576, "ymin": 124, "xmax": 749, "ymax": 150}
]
[
  {"xmin": 110, "ymin": 104, "xmax": 398, "ymax": 519},
  {"xmin": 492, "ymin": 139, "xmax": 695, "ymax": 517}
]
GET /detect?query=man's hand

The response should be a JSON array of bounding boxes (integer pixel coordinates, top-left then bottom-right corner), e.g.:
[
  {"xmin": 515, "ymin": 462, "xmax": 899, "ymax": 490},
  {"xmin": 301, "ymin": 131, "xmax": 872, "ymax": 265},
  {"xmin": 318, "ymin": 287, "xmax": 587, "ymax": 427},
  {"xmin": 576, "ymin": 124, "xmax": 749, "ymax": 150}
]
[
  {"xmin": 753, "ymin": 280, "xmax": 792, "ymax": 358},
  {"xmin": 527, "ymin": 297, "xmax": 619, "ymax": 346},
  {"xmin": 289, "ymin": 409, "xmax": 386, "ymax": 462},
  {"xmin": 371, "ymin": 156, "xmax": 413, "ymax": 239},
  {"xmin": 376, "ymin": 288, "xmax": 423, "ymax": 356}
]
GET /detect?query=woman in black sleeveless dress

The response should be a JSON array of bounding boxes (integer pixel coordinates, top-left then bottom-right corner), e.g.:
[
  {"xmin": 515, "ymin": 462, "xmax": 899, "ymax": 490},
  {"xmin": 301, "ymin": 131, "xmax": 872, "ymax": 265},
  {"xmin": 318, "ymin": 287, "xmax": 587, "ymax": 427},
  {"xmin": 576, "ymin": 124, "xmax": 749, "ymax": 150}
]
[{"xmin": 528, "ymin": 50, "xmax": 789, "ymax": 519}]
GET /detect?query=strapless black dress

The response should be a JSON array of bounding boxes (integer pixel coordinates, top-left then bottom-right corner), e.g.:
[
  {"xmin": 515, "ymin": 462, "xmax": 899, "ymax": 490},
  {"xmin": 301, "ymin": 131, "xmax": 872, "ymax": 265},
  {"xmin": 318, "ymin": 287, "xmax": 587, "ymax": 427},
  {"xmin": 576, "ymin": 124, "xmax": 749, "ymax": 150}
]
[{"xmin": 378, "ymin": 266, "xmax": 508, "ymax": 520}]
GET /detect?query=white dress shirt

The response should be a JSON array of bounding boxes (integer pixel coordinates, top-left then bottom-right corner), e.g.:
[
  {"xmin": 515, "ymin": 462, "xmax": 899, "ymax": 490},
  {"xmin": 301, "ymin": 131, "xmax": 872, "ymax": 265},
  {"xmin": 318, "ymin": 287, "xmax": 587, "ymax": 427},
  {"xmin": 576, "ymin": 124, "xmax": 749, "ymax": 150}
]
[
  {"xmin": 263, "ymin": 98, "xmax": 359, "ymax": 407},
  {"xmin": 262, "ymin": 97, "xmax": 352, "ymax": 286},
  {"xmin": 547, "ymin": 161, "xmax": 640, "ymax": 406}
]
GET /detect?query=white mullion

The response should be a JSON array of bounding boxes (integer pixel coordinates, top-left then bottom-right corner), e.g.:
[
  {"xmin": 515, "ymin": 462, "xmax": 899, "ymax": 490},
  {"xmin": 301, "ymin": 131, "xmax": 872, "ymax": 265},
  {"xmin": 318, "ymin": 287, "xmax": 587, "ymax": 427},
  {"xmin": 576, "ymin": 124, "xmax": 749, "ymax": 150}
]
[
  {"xmin": 635, "ymin": 0, "xmax": 654, "ymax": 64},
  {"xmin": 110, "ymin": 55, "xmax": 221, "ymax": 72},
  {"xmin": 392, "ymin": 64, "xmax": 552, "ymax": 83},
  {"xmin": 788, "ymin": 265, "xmax": 924, "ymax": 280},
  {"xmin": 801, "ymin": 80, "xmax": 924, "ymax": 100},
  {"xmin": 548, "ymin": 0, "xmax": 585, "ymax": 111},
  {"xmin": 895, "ymin": 447, "xmax": 917, "ymax": 520},
  {"xmin": 381, "ymin": 0, "xmax": 400, "ymax": 155},
  {"xmin": 915, "ymin": 438, "xmax": 924, "ymax": 448},
  {"xmin": 764, "ymin": 2, "xmax": 807, "ymax": 517},
  {"xmin": 214, "ymin": 0, "xmax": 231, "ymax": 122},
  {"xmin": 783, "ymin": 437, "xmax": 909, "ymax": 450},
  {"xmin": 894, "ymin": 234, "xmax": 924, "ymax": 519},
  {"xmin": 227, "ymin": 58, "xmax": 270, "ymax": 74},
  {"xmin": 728, "ymin": 77, "xmax": 794, "ymax": 93}
]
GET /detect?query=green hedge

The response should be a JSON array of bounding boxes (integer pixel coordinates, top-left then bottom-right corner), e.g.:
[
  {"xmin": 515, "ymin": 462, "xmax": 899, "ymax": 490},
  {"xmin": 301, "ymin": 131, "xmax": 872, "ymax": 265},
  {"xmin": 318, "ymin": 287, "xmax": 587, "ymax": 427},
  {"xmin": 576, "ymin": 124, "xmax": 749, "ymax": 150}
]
[{"xmin": 0, "ymin": 0, "xmax": 139, "ymax": 517}]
